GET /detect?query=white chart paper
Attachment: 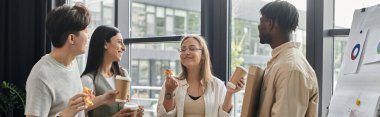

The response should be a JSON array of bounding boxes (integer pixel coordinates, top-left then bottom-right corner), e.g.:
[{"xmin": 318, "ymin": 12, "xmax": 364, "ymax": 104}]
[
  {"xmin": 342, "ymin": 29, "xmax": 368, "ymax": 74},
  {"xmin": 363, "ymin": 28, "xmax": 380, "ymax": 64},
  {"xmin": 329, "ymin": 4, "xmax": 380, "ymax": 117}
]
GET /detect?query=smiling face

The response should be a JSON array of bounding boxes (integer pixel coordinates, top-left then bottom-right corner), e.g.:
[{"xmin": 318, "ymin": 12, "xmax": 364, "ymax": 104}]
[
  {"xmin": 104, "ymin": 33, "xmax": 126, "ymax": 62},
  {"xmin": 180, "ymin": 37, "xmax": 204, "ymax": 69}
]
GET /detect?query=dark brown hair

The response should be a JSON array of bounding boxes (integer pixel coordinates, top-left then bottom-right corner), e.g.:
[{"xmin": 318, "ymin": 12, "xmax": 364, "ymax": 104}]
[
  {"xmin": 81, "ymin": 25, "xmax": 125, "ymax": 77},
  {"xmin": 260, "ymin": 1, "xmax": 299, "ymax": 34},
  {"xmin": 46, "ymin": 3, "xmax": 90, "ymax": 48}
]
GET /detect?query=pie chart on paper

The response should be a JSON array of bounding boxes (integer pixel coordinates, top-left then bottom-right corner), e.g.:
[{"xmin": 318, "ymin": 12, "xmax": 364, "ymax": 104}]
[{"xmin": 362, "ymin": 29, "xmax": 380, "ymax": 64}]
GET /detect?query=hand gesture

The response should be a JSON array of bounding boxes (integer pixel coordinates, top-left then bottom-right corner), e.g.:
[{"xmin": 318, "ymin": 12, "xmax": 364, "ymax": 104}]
[
  {"xmin": 165, "ymin": 76, "xmax": 178, "ymax": 93},
  {"xmin": 100, "ymin": 90, "xmax": 118, "ymax": 105},
  {"xmin": 111, "ymin": 108, "xmax": 135, "ymax": 117},
  {"xmin": 137, "ymin": 106, "xmax": 144, "ymax": 117},
  {"xmin": 59, "ymin": 93, "xmax": 87, "ymax": 117},
  {"xmin": 111, "ymin": 106, "xmax": 144, "ymax": 117},
  {"xmin": 227, "ymin": 77, "xmax": 245, "ymax": 94}
]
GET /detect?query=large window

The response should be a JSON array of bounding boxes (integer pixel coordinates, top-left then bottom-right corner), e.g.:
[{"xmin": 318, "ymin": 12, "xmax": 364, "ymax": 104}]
[
  {"xmin": 131, "ymin": 1, "xmax": 201, "ymax": 37},
  {"xmin": 128, "ymin": 0, "xmax": 201, "ymax": 116},
  {"xmin": 69, "ymin": 0, "xmax": 115, "ymax": 72},
  {"xmin": 66, "ymin": 0, "xmax": 351, "ymax": 117},
  {"xmin": 229, "ymin": 0, "xmax": 306, "ymax": 116},
  {"xmin": 333, "ymin": 0, "xmax": 378, "ymax": 90},
  {"xmin": 127, "ymin": 42, "xmax": 181, "ymax": 116}
]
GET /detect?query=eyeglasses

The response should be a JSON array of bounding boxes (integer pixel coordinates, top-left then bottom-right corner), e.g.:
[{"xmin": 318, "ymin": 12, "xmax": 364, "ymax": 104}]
[{"xmin": 179, "ymin": 46, "xmax": 202, "ymax": 53}]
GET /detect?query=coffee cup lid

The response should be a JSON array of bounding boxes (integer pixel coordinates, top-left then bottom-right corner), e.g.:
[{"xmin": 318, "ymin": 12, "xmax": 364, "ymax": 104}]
[
  {"xmin": 124, "ymin": 102, "xmax": 138, "ymax": 110},
  {"xmin": 116, "ymin": 75, "xmax": 132, "ymax": 81}
]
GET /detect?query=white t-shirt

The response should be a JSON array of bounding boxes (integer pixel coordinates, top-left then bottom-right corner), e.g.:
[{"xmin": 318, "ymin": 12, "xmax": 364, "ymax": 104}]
[
  {"xmin": 105, "ymin": 76, "xmax": 116, "ymax": 89},
  {"xmin": 81, "ymin": 75, "xmax": 116, "ymax": 91},
  {"xmin": 25, "ymin": 54, "xmax": 85, "ymax": 117}
]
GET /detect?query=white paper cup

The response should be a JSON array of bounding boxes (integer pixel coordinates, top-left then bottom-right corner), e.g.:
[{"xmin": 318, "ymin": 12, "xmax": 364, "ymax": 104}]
[{"xmin": 124, "ymin": 102, "xmax": 138, "ymax": 117}]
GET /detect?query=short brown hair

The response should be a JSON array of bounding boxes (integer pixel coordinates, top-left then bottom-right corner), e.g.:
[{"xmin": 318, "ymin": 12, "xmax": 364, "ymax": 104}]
[{"xmin": 46, "ymin": 3, "xmax": 90, "ymax": 48}]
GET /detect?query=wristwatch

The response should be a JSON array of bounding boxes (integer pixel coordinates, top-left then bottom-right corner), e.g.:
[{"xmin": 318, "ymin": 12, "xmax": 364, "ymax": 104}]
[{"xmin": 165, "ymin": 92, "xmax": 174, "ymax": 100}]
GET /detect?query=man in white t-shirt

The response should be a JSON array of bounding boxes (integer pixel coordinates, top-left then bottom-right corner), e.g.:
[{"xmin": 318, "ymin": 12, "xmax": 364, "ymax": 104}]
[
  {"xmin": 25, "ymin": 3, "xmax": 123, "ymax": 117},
  {"xmin": 25, "ymin": 3, "xmax": 91, "ymax": 117}
]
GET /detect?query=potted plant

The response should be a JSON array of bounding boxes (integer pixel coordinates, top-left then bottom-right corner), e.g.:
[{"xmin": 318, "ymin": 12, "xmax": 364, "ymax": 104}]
[{"xmin": 0, "ymin": 81, "xmax": 26, "ymax": 117}]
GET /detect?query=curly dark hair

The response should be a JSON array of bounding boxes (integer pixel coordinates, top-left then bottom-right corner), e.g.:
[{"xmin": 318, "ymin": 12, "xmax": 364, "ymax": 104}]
[{"xmin": 260, "ymin": 1, "xmax": 299, "ymax": 34}]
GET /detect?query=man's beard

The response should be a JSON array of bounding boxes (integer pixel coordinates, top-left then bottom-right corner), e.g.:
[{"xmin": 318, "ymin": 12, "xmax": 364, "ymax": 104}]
[{"xmin": 259, "ymin": 33, "xmax": 272, "ymax": 44}]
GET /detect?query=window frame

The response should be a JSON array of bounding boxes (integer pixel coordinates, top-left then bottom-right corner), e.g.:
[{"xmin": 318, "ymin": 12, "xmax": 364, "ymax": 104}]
[
  {"xmin": 118, "ymin": 0, "xmax": 229, "ymax": 83},
  {"xmin": 117, "ymin": 0, "xmax": 336, "ymax": 117},
  {"xmin": 307, "ymin": 0, "xmax": 334, "ymax": 116}
]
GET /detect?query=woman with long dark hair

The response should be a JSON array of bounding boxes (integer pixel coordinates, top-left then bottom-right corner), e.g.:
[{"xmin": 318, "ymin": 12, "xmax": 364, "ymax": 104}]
[{"xmin": 81, "ymin": 25, "xmax": 143, "ymax": 117}]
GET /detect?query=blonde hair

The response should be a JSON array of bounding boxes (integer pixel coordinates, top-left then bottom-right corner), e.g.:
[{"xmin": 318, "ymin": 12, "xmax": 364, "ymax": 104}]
[{"xmin": 177, "ymin": 35, "xmax": 214, "ymax": 88}]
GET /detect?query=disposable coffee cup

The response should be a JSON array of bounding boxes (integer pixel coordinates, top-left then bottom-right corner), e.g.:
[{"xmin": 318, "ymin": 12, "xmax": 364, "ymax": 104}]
[
  {"xmin": 124, "ymin": 102, "xmax": 138, "ymax": 117},
  {"xmin": 115, "ymin": 75, "xmax": 131, "ymax": 102},
  {"xmin": 227, "ymin": 66, "xmax": 248, "ymax": 89}
]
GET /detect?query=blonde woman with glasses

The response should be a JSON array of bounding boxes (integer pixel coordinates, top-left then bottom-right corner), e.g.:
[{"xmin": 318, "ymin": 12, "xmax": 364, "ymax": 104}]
[{"xmin": 157, "ymin": 35, "xmax": 245, "ymax": 117}]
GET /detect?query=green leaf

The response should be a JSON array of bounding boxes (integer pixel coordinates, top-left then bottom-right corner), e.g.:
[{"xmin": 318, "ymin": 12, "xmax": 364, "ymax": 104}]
[{"xmin": 0, "ymin": 81, "xmax": 26, "ymax": 115}]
